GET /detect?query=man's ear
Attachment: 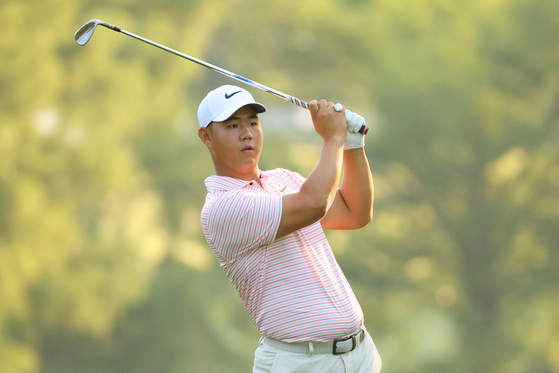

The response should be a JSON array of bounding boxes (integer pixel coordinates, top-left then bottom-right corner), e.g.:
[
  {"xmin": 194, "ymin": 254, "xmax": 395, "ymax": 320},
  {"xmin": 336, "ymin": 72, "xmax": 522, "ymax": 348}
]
[{"xmin": 198, "ymin": 126, "xmax": 212, "ymax": 147}]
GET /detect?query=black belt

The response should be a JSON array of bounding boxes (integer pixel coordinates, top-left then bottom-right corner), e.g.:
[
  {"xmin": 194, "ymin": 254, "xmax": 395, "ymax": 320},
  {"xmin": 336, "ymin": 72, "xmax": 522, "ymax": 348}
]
[{"xmin": 261, "ymin": 329, "xmax": 366, "ymax": 355}]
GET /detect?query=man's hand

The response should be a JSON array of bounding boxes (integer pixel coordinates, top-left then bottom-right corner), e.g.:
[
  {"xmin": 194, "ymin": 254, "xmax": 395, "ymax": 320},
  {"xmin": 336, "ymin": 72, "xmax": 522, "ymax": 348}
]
[
  {"xmin": 333, "ymin": 104, "xmax": 366, "ymax": 149},
  {"xmin": 342, "ymin": 108, "xmax": 365, "ymax": 134},
  {"xmin": 342, "ymin": 107, "xmax": 366, "ymax": 150},
  {"xmin": 308, "ymin": 99, "xmax": 347, "ymax": 146},
  {"xmin": 344, "ymin": 132, "xmax": 365, "ymax": 150}
]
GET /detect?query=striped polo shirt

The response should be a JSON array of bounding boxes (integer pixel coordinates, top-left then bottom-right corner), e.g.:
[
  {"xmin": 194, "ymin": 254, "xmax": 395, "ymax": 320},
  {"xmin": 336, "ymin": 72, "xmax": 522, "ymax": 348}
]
[{"xmin": 201, "ymin": 168, "xmax": 363, "ymax": 343}]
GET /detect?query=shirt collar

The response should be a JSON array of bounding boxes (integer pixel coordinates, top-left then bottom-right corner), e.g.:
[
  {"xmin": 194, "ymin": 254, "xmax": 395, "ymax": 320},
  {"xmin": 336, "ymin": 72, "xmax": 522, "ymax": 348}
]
[{"xmin": 204, "ymin": 170, "xmax": 269, "ymax": 192}]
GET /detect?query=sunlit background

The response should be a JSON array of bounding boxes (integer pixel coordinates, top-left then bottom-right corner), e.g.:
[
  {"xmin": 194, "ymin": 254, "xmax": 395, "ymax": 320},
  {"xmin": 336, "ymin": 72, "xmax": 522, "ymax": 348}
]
[{"xmin": 1, "ymin": 0, "xmax": 559, "ymax": 372}]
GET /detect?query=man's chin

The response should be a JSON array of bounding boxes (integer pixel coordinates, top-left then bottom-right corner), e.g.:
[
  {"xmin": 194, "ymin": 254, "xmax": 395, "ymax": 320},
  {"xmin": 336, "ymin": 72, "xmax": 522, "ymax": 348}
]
[{"xmin": 227, "ymin": 160, "xmax": 259, "ymax": 174}]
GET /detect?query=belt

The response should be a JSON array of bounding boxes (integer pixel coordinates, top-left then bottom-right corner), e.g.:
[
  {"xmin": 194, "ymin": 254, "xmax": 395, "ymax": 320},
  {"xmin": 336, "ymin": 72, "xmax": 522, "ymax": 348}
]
[{"xmin": 262, "ymin": 329, "xmax": 366, "ymax": 356}]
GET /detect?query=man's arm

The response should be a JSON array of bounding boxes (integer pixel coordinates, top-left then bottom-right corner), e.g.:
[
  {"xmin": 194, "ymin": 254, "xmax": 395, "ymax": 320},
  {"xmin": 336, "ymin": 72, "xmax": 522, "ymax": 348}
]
[
  {"xmin": 275, "ymin": 100, "xmax": 347, "ymax": 240},
  {"xmin": 321, "ymin": 147, "xmax": 374, "ymax": 230}
]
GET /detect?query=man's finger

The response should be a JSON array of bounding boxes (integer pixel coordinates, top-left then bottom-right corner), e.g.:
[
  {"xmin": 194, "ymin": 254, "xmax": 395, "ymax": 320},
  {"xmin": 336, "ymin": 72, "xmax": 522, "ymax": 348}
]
[
  {"xmin": 345, "ymin": 109, "xmax": 365, "ymax": 133},
  {"xmin": 308, "ymin": 99, "xmax": 319, "ymax": 117}
]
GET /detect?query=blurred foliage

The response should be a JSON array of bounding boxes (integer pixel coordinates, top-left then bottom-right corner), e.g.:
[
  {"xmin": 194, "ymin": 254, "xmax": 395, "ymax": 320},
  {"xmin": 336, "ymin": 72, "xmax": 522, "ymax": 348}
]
[{"xmin": 1, "ymin": 0, "xmax": 558, "ymax": 372}]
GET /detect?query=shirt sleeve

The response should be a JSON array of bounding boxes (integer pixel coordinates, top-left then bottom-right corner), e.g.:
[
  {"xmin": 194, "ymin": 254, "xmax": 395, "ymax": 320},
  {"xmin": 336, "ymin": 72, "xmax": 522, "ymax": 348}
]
[{"xmin": 206, "ymin": 191, "xmax": 282, "ymax": 262}]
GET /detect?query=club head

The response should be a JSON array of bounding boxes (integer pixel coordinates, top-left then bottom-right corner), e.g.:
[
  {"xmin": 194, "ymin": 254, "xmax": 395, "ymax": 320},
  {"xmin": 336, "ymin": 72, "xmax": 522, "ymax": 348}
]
[
  {"xmin": 75, "ymin": 19, "xmax": 121, "ymax": 46},
  {"xmin": 75, "ymin": 20, "xmax": 101, "ymax": 45}
]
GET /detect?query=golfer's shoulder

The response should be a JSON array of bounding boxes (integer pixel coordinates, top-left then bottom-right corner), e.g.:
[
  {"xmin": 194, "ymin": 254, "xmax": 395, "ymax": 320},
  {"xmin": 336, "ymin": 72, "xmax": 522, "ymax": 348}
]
[
  {"xmin": 205, "ymin": 186, "xmax": 257, "ymax": 213},
  {"xmin": 206, "ymin": 188, "xmax": 247, "ymax": 208}
]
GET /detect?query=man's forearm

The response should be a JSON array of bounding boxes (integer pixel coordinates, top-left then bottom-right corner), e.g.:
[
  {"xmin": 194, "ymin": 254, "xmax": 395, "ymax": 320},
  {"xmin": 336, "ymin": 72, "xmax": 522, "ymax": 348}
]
[
  {"xmin": 300, "ymin": 139, "xmax": 344, "ymax": 212},
  {"xmin": 276, "ymin": 138, "xmax": 345, "ymax": 239},
  {"xmin": 339, "ymin": 147, "xmax": 374, "ymax": 224}
]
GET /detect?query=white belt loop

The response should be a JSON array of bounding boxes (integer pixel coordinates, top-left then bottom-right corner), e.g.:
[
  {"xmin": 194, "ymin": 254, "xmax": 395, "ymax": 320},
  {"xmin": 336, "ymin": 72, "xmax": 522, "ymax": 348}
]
[{"xmin": 307, "ymin": 342, "xmax": 314, "ymax": 357}]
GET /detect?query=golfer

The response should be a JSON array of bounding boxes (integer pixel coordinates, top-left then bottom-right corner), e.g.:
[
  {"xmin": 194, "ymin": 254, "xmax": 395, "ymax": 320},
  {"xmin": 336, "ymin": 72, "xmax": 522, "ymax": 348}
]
[{"xmin": 198, "ymin": 85, "xmax": 381, "ymax": 373}]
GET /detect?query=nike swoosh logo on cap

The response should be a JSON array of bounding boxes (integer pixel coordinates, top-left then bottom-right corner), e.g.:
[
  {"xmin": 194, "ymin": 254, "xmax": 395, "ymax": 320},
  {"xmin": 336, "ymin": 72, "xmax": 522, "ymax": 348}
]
[{"xmin": 225, "ymin": 91, "xmax": 242, "ymax": 99}]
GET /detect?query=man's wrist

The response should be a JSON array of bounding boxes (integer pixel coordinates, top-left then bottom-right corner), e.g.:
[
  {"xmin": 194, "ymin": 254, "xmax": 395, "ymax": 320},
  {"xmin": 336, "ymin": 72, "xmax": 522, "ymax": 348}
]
[{"xmin": 323, "ymin": 135, "xmax": 346, "ymax": 148}]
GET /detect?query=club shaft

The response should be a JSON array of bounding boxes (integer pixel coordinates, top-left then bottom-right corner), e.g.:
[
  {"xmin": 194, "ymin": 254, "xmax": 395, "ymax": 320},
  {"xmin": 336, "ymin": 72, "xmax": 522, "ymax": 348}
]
[
  {"xmin": 83, "ymin": 20, "xmax": 368, "ymax": 134},
  {"xmin": 116, "ymin": 29, "xmax": 310, "ymax": 110}
]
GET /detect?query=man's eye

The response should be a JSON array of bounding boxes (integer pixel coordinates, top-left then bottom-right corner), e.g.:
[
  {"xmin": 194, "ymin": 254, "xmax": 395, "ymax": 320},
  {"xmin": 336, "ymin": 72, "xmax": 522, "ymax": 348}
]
[{"xmin": 229, "ymin": 124, "xmax": 238, "ymax": 128}]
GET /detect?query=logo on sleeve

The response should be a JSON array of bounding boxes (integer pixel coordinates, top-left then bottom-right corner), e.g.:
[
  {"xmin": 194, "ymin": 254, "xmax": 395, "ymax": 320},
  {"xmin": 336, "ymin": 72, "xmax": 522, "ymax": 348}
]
[{"xmin": 225, "ymin": 91, "xmax": 242, "ymax": 99}]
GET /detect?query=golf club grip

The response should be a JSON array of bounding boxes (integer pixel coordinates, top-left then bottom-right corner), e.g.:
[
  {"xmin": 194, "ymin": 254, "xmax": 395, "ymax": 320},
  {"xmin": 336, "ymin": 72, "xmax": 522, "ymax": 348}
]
[
  {"xmin": 359, "ymin": 124, "xmax": 369, "ymax": 135},
  {"xmin": 286, "ymin": 96, "xmax": 309, "ymax": 109},
  {"xmin": 286, "ymin": 95, "xmax": 369, "ymax": 134}
]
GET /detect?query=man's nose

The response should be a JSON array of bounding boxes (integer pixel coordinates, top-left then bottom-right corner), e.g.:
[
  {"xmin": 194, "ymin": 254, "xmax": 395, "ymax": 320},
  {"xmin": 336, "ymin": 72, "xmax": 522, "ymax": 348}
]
[{"xmin": 240, "ymin": 124, "xmax": 253, "ymax": 140}]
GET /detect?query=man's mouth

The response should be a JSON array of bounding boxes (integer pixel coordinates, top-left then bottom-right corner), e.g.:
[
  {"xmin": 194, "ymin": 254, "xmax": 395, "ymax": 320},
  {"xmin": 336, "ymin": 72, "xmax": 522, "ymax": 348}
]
[{"xmin": 241, "ymin": 145, "xmax": 254, "ymax": 152}]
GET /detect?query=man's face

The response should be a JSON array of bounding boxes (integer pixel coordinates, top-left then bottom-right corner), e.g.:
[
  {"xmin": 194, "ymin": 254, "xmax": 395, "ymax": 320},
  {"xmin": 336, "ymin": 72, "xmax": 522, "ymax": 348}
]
[{"xmin": 201, "ymin": 105, "xmax": 263, "ymax": 179}]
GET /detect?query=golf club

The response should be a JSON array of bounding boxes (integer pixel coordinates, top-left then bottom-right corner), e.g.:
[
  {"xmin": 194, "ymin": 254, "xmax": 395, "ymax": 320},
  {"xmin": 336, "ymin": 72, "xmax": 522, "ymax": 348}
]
[{"xmin": 74, "ymin": 19, "xmax": 369, "ymax": 134}]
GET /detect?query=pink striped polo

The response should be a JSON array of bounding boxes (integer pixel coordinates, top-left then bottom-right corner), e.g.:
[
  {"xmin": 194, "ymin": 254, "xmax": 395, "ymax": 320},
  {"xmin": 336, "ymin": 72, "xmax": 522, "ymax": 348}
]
[{"xmin": 201, "ymin": 168, "xmax": 364, "ymax": 343}]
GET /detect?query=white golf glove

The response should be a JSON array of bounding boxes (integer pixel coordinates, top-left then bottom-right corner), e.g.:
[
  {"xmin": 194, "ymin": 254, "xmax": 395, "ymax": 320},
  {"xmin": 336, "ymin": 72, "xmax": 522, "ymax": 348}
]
[
  {"xmin": 344, "ymin": 109, "xmax": 365, "ymax": 134},
  {"xmin": 345, "ymin": 131, "xmax": 365, "ymax": 150},
  {"xmin": 335, "ymin": 104, "xmax": 366, "ymax": 150}
]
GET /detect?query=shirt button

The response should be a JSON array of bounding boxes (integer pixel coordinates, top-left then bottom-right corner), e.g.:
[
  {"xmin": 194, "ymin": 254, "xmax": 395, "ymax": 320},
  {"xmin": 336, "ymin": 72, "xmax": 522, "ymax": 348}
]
[{"xmin": 249, "ymin": 182, "xmax": 253, "ymax": 185}]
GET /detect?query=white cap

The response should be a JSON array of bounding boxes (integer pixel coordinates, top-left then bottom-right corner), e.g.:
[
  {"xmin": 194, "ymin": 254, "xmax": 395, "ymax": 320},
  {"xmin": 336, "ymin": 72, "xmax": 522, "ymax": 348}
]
[{"xmin": 197, "ymin": 85, "xmax": 267, "ymax": 128}]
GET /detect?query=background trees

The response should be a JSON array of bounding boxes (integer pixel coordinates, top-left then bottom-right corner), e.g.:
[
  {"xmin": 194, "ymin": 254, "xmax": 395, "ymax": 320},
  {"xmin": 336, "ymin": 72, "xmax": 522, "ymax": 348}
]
[{"xmin": 1, "ymin": 0, "xmax": 558, "ymax": 372}]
